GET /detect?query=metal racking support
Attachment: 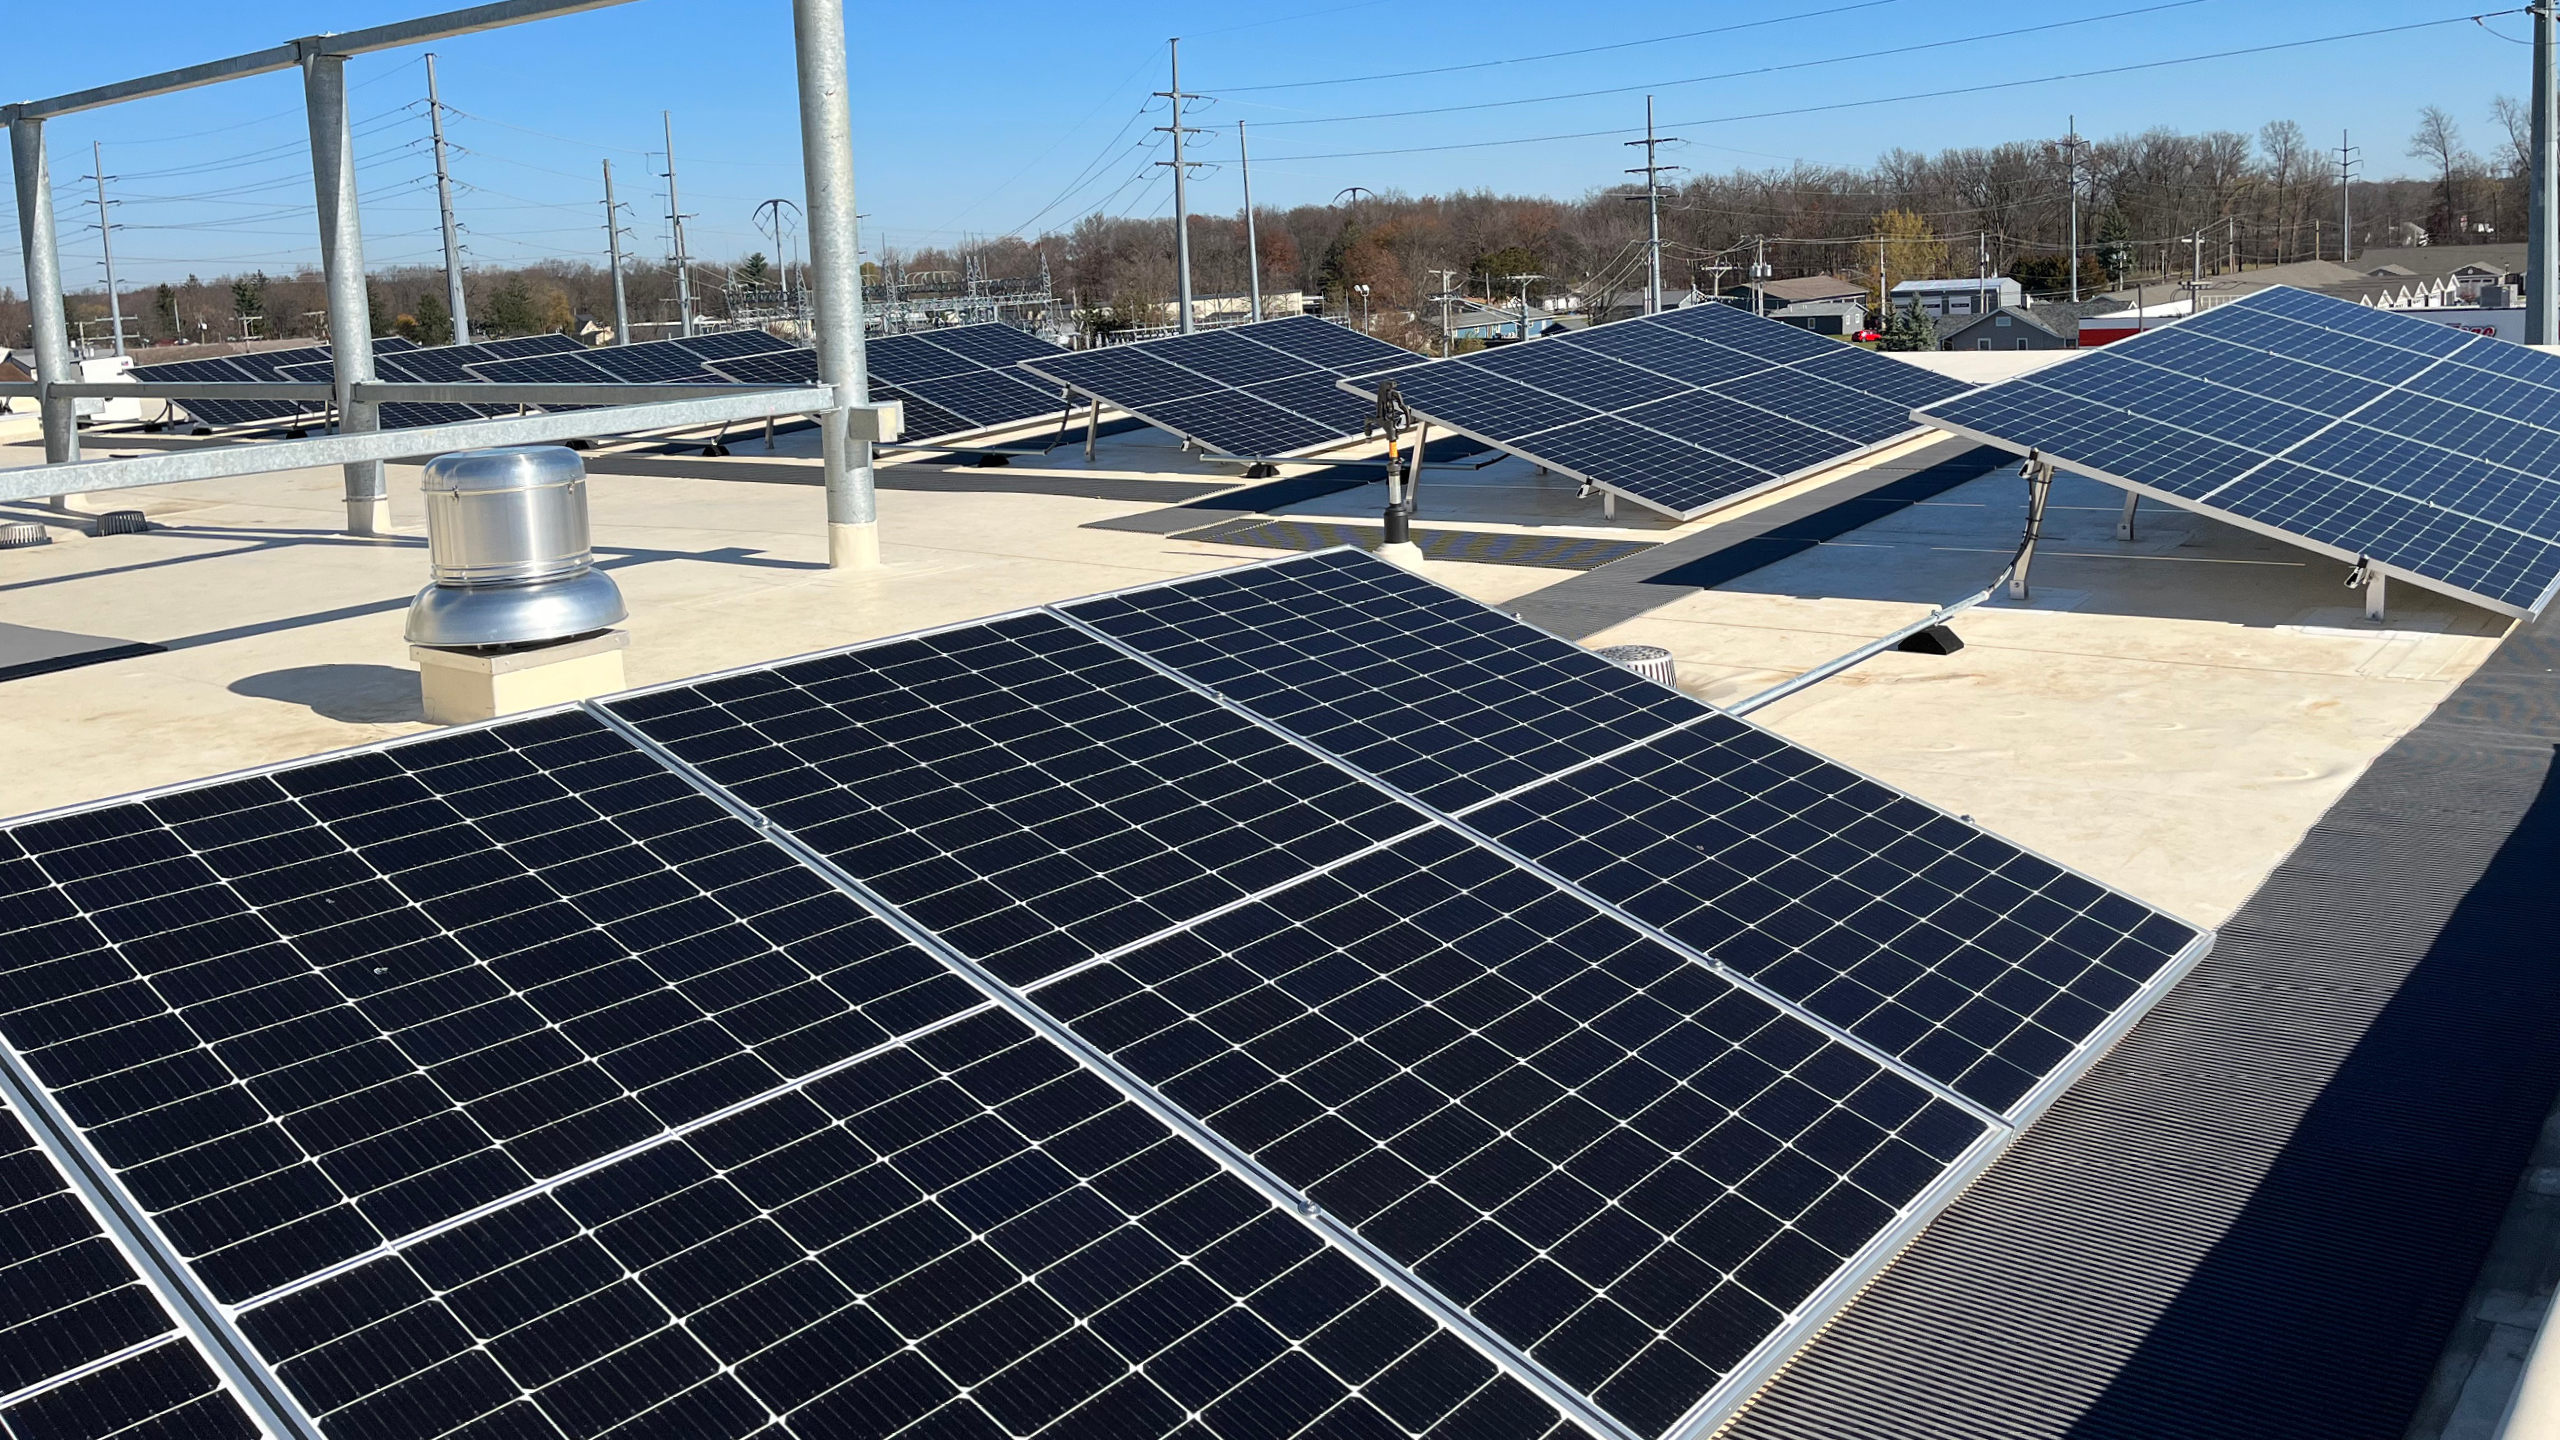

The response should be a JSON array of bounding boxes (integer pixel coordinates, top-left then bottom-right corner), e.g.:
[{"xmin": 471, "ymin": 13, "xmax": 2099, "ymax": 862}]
[
  {"xmin": 303, "ymin": 48, "xmax": 388, "ymax": 535},
  {"xmin": 10, "ymin": 117, "xmax": 80, "ymax": 467},
  {"xmin": 2531, "ymin": 2, "xmax": 2557, "ymax": 345},
  {"xmin": 792, "ymin": 0, "xmax": 880, "ymax": 568}
]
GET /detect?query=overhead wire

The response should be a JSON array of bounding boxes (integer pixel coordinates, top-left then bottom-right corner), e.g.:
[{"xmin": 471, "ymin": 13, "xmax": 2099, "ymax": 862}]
[
  {"xmin": 1250, "ymin": 0, "xmax": 2213, "ymax": 129},
  {"xmin": 1258, "ymin": 11, "xmax": 2525, "ymax": 162}
]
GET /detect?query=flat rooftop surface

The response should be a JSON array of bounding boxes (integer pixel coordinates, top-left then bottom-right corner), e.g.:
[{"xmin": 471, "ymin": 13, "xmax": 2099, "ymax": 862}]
[{"xmin": 0, "ymin": 418, "xmax": 2511, "ymax": 940}]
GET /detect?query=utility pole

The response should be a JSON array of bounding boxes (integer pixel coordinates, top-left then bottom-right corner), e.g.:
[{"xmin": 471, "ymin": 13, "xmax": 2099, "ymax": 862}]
[
  {"xmin": 1428, "ymin": 268, "xmax": 1458, "ymax": 356},
  {"xmin": 1751, "ymin": 236, "xmax": 1770, "ymax": 317},
  {"xmin": 601, "ymin": 159, "xmax": 631, "ymax": 346},
  {"xmin": 1156, "ymin": 39, "xmax": 1198, "ymax": 334},
  {"xmin": 2058, "ymin": 115, "xmax": 2086, "ymax": 302},
  {"xmin": 1976, "ymin": 230, "xmax": 1989, "ymax": 317},
  {"xmin": 82, "ymin": 141, "xmax": 124, "ymax": 358},
  {"xmin": 1623, "ymin": 95, "xmax": 1679, "ymax": 315},
  {"xmin": 1504, "ymin": 272, "xmax": 1543, "ymax": 342},
  {"xmin": 2531, "ymin": 1, "xmax": 2557, "ymax": 344},
  {"xmin": 425, "ymin": 54, "xmax": 469, "ymax": 344},
  {"xmin": 664, "ymin": 110, "xmax": 695, "ymax": 338},
  {"xmin": 1239, "ymin": 120, "xmax": 1263, "ymax": 322},
  {"xmin": 2338, "ymin": 131, "xmax": 2360, "ymax": 265}
]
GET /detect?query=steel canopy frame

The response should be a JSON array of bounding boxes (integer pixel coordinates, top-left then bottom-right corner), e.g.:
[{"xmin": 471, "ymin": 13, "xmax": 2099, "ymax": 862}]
[
  {"xmin": 4, "ymin": 0, "xmax": 882, "ymax": 566},
  {"xmin": 1916, "ymin": 410, "xmax": 2560, "ymax": 621}
]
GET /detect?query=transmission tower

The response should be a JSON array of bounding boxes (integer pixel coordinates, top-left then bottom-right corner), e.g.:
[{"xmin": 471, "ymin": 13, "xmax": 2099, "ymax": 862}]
[
  {"xmin": 1623, "ymin": 96, "xmax": 1680, "ymax": 315},
  {"xmin": 426, "ymin": 54, "xmax": 470, "ymax": 342}
]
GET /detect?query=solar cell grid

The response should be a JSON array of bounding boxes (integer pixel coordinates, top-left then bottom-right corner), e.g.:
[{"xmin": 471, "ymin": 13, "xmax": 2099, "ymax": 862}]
[
  {"xmin": 1463, "ymin": 716, "xmax": 2200, "ymax": 1114},
  {"xmin": 232, "ymin": 1007, "xmax": 1571, "ymax": 1440},
  {"xmin": 605, "ymin": 612, "xmax": 1421, "ymax": 988},
  {"xmin": 898, "ymin": 366, "xmax": 1069, "ymax": 429},
  {"xmin": 1017, "ymin": 317, "xmax": 1415, "ymax": 457},
  {"xmin": 700, "ymin": 348, "xmax": 818, "ymax": 388},
  {"xmin": 1065, "ymin": 550, "xmax": 2205, "ymax": 1120},
  {"xmin": 898, "ymin": 322, "xmax": 1059, "ymax": 369},
  {"xmin": 1061, "ymin": 550, "xmax": 1697, "ymax": 810},
  {"xmin": 0, "ymin": 710, "xmax": 980, "ymax": 1303},
  {"xmin": 1915, "ymin": 285, "xmax": 2560, "ymax": 616},
  {"xmin": 1346, "ymin": 305, "xmax": 1969, "ymax": 520},
  {"xmin": 1029, "ymin": 825, "xmax": 1987, "ymax": 1440},
  {"xmin": 0, "ymin": 1333, "xmax": 262, "ymax": 1440}
]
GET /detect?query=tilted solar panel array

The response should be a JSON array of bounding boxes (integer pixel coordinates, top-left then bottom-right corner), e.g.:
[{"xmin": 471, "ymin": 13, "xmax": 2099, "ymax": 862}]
[
  {"xmin": 465, "ymin": 330, "xmax": 794, "ymax": 392},
  {"xmin": 705, "ymin": 324, "xmax": 1074, "ymax": 443},
  {"xmin": 0, "ymin": 550, "xmax": 2206, "ymax": 1440},
  {"xmin": 124, "ymin": 340, "xmax": 421, "ymax": 431},
  {"xmin": 279, "ymin": 334, "xmax": 589, "ymax": 429},
  {"xmin": 1340, "ymin": 305, "xmax": 1971, "ymax": 520},
  {"xmin": 1017, "ymin": 315, "xmax": 1418, "ymax": 457},
  {"xmin": 1916, "ymin": 285, "xmax": 2560, "ymax": 616}
]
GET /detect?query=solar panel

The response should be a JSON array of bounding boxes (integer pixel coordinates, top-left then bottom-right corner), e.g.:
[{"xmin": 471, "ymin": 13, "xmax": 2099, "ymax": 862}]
[
  {"xmin": 279, "ymin": 336, "xmax": 596, "ymax": 430},
  {"xmin": 1061, "ymin": 550, "xmax": 2206, "ymax": 1116},
  {"xmin": 1, "ymin": 549, "xmax": 2208, "ymax": 1440},
  {"xmin": 468, "ymin": 335, "xmax": 754, "ymax": 390},
  {"xmin": 1018, "ymin": 316, "xmax": 1417, "ymax": 457},
  {"xmin": 126, "ymin": 354, "xmax": 313, "ymax": 430},
  {"xmin": 1342, "ymin": 306, "xmax": 1973, "ymax": 520},
  {"xmin": 707, "ymin": 326, "xmax": 1072, "ymax": 441},
  {"xmin": 0, "ymin": 1092, "xmax": 264, "ymax": 1440},
  {"xmin": 1916, "ymin": 286, "xmax": 2560, "ymax": 615}
]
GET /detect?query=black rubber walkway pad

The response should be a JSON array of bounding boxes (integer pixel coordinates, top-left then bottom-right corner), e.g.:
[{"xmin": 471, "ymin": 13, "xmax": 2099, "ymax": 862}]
[
  {"xmin": 1172, "ymin": 516, "xmax": 1655, "ymax": 571},
  {"xmin": 1724, "ymin": 611, "xmax": 2560, "ymax": 1438}
]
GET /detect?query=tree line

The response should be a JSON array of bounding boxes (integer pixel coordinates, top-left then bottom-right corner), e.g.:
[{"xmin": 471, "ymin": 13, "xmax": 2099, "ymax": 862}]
[{"xmin": 3, "ymin": 105, "xmax": 2527, "ymax": 355}]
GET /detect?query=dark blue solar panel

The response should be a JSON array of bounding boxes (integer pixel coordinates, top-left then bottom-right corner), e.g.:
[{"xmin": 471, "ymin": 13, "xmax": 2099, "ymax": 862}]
[
  {"xmin": 1345, "ymin": 306, "xmax": 1966, "ymax": 518},
  {"xmin": 701, "ymin": 348, "xmax": 818, "ymax": 388},
  {"xmin": 1062, "ymin": 550, "xmax": 1698, "ymax": 810},
  {"xmin": 1030, "ymin": 825, "xmax": 1988, "ymax": 1440},
  {"xmin": 902, "ymin": 323, "xmax": 1061, "ymax": 370},
  {"xmin": 672, "ymin": 330, "xmax": 792, "ymax": 362},
  {"xmin": 232, "ymin": 1006, "xmax": 1570, "ymax": 1440},
  {"xmin": 1020, "ymin": 318, "xmax": 1417, "ymax": 456},
  {"xmin": 901, "ymin": 367, "xmax": 1069, "ymax": 429},
  {"xmin": 0, "ymin": 710, "xmax": 979, "ymax": 1303},
  {"xmin": 1914, "ymin": 285, "xmax": 2560, "ymax": 615}
]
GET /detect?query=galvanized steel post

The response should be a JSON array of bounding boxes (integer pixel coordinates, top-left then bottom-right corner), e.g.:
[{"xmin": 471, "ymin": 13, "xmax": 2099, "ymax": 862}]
[
  {"xmin": 792, "ymin": 0, "xmax": 878, "ymax": 567},
  {"xmin": 2532, "ymin": 1, "xmax": 2557, "ymax": 345},
  {"xmin": 10, "ymin": 117, "xmax": 81, "ymax": 467},
  {"xmin": 302, "ymin": 48, "xmax": 389, "ymax": 535}
]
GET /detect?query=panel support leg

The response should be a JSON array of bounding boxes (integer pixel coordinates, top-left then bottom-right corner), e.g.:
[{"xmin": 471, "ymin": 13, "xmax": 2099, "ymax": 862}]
[
  {"xmin": 2367, "ymin": 570, "xmax": 2387, "ymax": 622},
  {"xmin": 1409, "ymin": 421, "xmax": 1426, "ymax": 520},
  {"xmin": 11, "ymin": 116, "xmax": 81, "ymax": 482},
  {"xmin": 2009, "ymin": 458, "xmax": 2054, "ymax": 602},
  {"xmin": 2116, "ymin": 488, "xmax": 2139, "ymax": 542},
  {"xmin": 1085, "ymin": 395, "xmax": 1100, "ymax": 461},
  {"xmin": 303, "ymin": 52, "xmax": 386, "ymax": 536},
  {"xmin": 1604, "ymin": 492, "xmax": 1616, "ymax": 520},
  {"xmin": 795, "ymin": 0, "xmax": 879, "ymax": 568}
]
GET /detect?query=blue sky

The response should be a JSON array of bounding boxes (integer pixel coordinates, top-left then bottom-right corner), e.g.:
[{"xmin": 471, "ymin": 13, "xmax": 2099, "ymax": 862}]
[{"xmin": 0, "ymin": 0, "xmax": 2538, "ymax": 288}]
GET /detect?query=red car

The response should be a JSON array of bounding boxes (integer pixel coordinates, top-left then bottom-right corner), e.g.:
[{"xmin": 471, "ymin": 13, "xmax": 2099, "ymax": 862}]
[{"xmin": 1853, "ymin": 328, "xmax": 1884, "ymax": 342}]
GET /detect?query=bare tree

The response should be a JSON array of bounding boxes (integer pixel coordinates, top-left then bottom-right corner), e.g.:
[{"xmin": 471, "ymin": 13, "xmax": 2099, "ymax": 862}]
[
  {"xmin": 2409, "ymin": 106, "xmax": 2480, "ymax": 242},
  {"xmin": 2259, "ymin": 120, "xmax": 2312, "ymax": 262}
]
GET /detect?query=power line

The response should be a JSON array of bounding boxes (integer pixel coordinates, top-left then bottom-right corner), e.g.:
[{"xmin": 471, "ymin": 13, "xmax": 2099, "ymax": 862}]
[
  {"xmin": 1251, "ymin": 0, "xmax": 2212, "ymax": 129},
  {"xmin": 1259, "ymin": 11, "xmax": 2524, "ymax": 162},
  {"xmin": 1218, "ymin": 0, "xmax": 1915, "ymax": 91}
]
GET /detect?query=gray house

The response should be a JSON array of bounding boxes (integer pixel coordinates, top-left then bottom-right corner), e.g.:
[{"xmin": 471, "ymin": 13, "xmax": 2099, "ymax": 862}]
[{"xmin": 1938, "ymin": 300, "xmax": 2127, "ymax": 351}]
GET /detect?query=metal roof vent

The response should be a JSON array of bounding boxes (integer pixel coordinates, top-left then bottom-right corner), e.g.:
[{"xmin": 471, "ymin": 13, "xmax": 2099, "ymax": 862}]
[
  {"xmin": 0, "ymin": 522, "xmax": 47, "ymax": 549},
  {"xmin": 1594, "ymin": 643, "xmax": 1677, "ymax": 687},
  {"xmin": 91, "ymin": 510, "xmax": 149, "ymax": 536},
  {"xmin": 404, "ymin": 445, "xmax": 626, "ymax": 649}
]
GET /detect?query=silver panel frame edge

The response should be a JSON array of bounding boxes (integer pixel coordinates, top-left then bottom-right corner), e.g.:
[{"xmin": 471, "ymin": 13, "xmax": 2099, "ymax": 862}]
[{"xmin": 0, "ymin": 1038, "xmax": 325, "ymax": 1440}]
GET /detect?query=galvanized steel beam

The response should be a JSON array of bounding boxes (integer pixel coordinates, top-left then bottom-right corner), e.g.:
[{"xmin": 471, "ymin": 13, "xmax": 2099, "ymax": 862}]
[
  {"xmin": 792, "ymin": 0, "xmax": 878, "ymax": 568},
  {"xmin": 0, "ymin": 0, "xmax": 637, "ymax": 122},
  {"xmin": 0, "ymin": 387, "xmax": 843, "ymax": 504}
]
